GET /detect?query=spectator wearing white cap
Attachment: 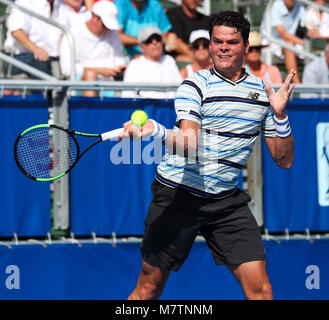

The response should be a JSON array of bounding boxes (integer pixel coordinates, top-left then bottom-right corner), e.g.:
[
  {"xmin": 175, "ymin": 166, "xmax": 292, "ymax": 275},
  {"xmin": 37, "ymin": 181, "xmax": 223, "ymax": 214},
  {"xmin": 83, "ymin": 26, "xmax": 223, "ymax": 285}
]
[
  {"xmin": 121, "ymin": 26, "xmax": 182, "ymax": 99},
  {"xmin": 179, "ymin": 29, "xmax": 213, "ymax": 80},
  {"xmin": 244, "ymin": 31, "xmax": 283, "ymax": 85},
  {"xmin": 59, "ymin": 0, "xmax": 127, "ymax": 96}
]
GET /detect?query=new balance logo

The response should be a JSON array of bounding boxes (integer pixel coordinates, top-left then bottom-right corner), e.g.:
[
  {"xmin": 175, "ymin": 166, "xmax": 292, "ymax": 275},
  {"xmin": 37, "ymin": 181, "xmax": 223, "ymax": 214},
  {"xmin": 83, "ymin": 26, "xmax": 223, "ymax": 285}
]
[{"xmin": 247, "ymin": 92, "xmax": 260, "ymax": 100}]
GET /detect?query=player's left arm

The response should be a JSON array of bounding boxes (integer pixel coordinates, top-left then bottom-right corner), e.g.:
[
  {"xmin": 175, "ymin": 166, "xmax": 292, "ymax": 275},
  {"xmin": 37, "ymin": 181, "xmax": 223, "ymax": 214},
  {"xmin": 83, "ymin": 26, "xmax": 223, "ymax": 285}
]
[{"xmin": 264, "ymin": 70, "xmax": 296, "ymax": 169}]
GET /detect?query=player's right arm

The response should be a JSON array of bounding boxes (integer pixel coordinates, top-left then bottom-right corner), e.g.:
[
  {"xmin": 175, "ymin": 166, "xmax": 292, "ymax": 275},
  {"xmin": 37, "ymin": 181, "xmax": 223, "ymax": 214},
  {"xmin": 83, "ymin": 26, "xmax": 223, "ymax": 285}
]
[{"xmin": 122, "ymin": 119, "xmax": 200, "ymax": 158}]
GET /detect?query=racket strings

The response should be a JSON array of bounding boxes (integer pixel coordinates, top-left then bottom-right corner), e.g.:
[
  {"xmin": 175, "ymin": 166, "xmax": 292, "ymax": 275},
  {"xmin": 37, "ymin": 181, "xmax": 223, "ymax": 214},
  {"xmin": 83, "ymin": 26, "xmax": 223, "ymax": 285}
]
[{"xmin": 16, "ymin": 127, "xmax": 78, "ymax": 179}]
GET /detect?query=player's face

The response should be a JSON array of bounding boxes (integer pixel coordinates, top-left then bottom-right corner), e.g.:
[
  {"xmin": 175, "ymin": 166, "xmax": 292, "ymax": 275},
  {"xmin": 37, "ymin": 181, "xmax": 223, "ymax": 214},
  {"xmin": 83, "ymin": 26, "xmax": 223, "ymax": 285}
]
[{"xmin": 210, "ymin": 25, "xmax": 249, "ymax": 81}]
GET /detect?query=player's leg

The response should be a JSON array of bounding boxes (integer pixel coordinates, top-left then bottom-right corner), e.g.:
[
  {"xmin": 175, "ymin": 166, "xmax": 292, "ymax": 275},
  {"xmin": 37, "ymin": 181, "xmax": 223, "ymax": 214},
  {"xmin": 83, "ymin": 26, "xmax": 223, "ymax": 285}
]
[
  {"xmin": 128, "ymin": 260, "xmax": 170, "ymax": 300},
  {"xmin": 200, "ymin": 189, "xmax": 270, "ymax": 299},
  {"xmin": 128, "ymin": 180, "xmax": 200, "ymax": 300},
  {"xmin": 227, "ymin": 260, "xmax": 273, "ymax": 300}
]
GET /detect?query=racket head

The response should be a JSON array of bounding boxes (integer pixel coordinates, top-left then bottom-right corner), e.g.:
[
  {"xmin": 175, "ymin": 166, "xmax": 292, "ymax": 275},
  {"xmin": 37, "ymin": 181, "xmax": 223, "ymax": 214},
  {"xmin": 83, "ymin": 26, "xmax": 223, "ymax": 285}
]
[{"xmin": 14, "ymin": 124, "xmax": 80, "ymax": 182}]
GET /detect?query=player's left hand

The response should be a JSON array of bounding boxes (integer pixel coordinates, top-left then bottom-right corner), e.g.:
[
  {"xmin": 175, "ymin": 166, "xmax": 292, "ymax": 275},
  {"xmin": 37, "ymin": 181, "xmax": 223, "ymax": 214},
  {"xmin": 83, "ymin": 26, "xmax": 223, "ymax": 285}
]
[{"xmin": 264, "ymin": 69, "xmax": 296, "ymax": 119}]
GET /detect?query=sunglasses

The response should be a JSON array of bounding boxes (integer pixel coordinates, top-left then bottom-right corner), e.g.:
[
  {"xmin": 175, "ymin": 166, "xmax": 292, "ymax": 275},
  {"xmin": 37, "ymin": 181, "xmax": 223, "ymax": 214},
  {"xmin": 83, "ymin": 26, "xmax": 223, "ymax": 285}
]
[
  {"xmin": 192, "ymin": 39, "xmax": 209, "ymax": 50},
  {"xmin": 144, "ymin": 34, "xmax": 162, "ymax": 44},
  {"xmin": 249, "ymin": 46, "xmax": 262, "ymax": 52}
]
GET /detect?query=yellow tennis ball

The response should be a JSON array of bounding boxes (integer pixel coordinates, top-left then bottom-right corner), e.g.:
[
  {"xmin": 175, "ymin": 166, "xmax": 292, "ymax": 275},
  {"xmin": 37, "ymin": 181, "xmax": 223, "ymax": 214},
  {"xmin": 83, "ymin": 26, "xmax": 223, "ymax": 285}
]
[{"xmin": 131, "ymin": 110, "xmax": 148, "ymax": 127}]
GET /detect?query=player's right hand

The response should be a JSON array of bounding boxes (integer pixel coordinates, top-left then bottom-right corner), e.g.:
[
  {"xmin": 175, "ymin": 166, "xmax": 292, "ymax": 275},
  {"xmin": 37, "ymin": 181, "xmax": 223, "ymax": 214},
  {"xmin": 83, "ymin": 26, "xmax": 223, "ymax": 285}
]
[{"xmin": 120, "ymin": 119, "xmax": 155, "ymax": 140}]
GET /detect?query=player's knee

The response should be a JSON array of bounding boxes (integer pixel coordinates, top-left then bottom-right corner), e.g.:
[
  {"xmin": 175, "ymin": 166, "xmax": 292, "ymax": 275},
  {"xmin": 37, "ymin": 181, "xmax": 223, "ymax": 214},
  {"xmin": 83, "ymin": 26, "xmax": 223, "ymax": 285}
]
[{"xmin": 246, "ymin": 281, "xmax": 273, "ymax": 300}]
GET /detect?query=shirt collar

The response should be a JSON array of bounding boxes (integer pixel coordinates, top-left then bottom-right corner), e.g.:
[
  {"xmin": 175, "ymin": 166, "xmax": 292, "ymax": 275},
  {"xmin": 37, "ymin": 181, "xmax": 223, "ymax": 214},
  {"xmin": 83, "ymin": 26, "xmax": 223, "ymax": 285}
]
[{"xmin": 211, "ymin": 67, "xmax": 249, "ymax": 85}]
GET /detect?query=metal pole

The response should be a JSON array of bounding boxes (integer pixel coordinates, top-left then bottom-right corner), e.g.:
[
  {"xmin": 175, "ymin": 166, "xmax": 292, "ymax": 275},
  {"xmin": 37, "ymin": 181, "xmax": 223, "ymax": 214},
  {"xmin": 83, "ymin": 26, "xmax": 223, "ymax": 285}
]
[{"xmin": 49, "ymin": 89, "xmax": 70, "ymax": 231}]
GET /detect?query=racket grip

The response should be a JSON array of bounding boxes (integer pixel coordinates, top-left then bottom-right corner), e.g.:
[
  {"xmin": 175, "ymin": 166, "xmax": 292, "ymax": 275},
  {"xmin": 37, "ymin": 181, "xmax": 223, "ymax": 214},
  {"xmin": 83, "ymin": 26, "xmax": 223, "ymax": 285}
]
[{"xmin": 101, "ymin": 128, "xmax": 124, "ymax": 141}]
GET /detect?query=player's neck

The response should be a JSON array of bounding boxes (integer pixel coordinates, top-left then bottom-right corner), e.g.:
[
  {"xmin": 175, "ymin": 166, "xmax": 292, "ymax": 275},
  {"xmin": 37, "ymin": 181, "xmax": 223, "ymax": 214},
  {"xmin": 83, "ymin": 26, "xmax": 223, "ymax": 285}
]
[{"xmin": 214, "ymin": 66, "xmax": 245, "ymax": 82}]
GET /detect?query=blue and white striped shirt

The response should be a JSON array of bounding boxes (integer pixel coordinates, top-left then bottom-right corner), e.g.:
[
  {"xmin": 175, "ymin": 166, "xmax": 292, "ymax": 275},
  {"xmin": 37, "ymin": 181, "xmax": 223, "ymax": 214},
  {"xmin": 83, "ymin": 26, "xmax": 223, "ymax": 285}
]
[{"xmin": 156, "ymin": 67, "xmax": 276, "ymax": 197}]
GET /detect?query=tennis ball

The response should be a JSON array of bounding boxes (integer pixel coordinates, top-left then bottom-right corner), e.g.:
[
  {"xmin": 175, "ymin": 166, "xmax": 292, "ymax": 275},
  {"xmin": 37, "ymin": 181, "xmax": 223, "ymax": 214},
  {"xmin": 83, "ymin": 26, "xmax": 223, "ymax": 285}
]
[{"xmin": 131, "ymin": 110, "xmax": 148, "ymax": 127}]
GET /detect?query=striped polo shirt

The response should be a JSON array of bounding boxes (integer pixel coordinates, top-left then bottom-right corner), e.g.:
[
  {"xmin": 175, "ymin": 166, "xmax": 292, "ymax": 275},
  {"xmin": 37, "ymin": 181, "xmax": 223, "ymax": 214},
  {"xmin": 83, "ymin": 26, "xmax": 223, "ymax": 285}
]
[{"xmin": 156, "ymin": 67, "xmax": 276, "ymax": 197}]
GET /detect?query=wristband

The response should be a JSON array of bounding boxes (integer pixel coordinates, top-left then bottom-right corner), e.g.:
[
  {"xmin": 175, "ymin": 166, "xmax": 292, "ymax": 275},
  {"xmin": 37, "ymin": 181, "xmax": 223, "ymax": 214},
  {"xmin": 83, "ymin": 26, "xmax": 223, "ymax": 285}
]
[
  {"xmin": 274, "ymin": 115, "xmax": 291, "ymax": 138},
  {"xmin": 149, "ymin": 119, "xmax": 167, "ymax": 141}
]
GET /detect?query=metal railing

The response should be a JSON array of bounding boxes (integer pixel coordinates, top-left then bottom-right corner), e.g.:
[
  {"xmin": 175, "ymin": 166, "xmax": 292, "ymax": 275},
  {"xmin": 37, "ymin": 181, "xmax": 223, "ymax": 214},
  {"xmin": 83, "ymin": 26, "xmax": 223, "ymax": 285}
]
[
  {"xmin": 0, "ymin": 80, "xmax": 328, "ymax": 96},
  {"xmin": 0, "ymin": 0, "xmax": 76, "ymax": 81},
  {"xmin": 2, "ymin": 231, "xmax": 329, "ymax": 248}
]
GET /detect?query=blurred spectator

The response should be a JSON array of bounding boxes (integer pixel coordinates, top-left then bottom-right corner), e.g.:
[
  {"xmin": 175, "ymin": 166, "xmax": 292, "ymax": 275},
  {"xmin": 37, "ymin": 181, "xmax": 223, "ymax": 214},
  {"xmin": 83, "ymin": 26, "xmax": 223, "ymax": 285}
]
[
  {"xmin": 244, "ymin": 31, "xmax": 283, "ymax": 84},
  {"xmin": 305, "ymin": 0, "xmax": 329, "ymax": 39},
  {"xmin": 59, "ymin": 0, "xmax": 126, "ymax": 96},
  {"xmin": 114, "ymin": 0, "xmax": 177, "ymax": 59},
  {"xmin": 4, "ymin": 0, "xmax": 68, "ymax": 81},
  {"xmin": 121, "ymin": 26, "xmax": 182, "ymax": 99},
  {"xmin": 85, "ymin": 0, "xmax": 113, "ymax": 10},
  {"xmin": 179, "ymin": 29, "xmax": 212, "ymax": 80},
  {"xmin": 166, "ymin": 0, "xmax": 210, "ymax": 62},
  {"xmin": 260, "ymin": 0, "xmax": 306, "ymax": 83},
  {"xmin": 301, "ymin": 40, "xmax": 329, "ymax": 98},
  {"xmin": 62, "ymin": 0, "xmax": 91, "ymax": 25},
  {"xmin": 84, "ymin": 0, "xmax": 95, "ymax": 11}
]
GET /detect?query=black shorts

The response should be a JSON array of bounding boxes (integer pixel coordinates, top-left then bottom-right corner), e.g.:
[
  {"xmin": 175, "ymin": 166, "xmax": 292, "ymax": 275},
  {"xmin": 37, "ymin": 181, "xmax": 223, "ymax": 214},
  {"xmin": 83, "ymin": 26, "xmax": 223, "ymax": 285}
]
[{"xmin": 140, "ymin": 179, "xmax": 266, "ymax": 272}]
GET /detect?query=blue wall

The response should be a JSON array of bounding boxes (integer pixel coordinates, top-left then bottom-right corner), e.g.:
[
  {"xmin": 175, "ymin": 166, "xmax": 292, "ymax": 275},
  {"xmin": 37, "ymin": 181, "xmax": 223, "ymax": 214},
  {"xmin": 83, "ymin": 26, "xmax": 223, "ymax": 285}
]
[{"xmin": 0, "ymin": 240, "xmax": 327, "ymax": 300}]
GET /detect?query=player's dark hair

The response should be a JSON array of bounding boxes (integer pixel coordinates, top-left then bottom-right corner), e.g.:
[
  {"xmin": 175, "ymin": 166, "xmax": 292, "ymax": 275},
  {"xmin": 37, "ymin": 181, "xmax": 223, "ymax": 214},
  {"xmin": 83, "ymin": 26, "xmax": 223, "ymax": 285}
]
[{"xmin": 209, "ymin": 11, "xmax": 250, "ymax": 44}]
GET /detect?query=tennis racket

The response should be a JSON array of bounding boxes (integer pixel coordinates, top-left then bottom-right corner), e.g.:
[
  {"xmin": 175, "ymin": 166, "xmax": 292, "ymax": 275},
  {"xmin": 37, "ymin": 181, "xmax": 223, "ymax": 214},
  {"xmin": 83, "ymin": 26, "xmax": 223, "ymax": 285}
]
[{"xmin": 14, "ymin": 124, "xmax": 123, "ymax": 182}]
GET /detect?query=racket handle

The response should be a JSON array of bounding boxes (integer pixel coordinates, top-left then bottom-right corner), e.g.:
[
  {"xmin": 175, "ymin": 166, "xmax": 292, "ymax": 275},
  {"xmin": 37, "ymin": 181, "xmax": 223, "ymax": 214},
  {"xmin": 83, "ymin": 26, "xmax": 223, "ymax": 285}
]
[{"xmin": 101, "ymin": 128, "xmax": 124, "ymax": 141}]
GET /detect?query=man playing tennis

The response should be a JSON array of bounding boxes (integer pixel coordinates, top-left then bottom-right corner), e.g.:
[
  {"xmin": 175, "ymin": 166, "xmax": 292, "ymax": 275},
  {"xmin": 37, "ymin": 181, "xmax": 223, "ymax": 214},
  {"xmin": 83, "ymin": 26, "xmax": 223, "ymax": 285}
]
[{"xmin": 122, "ymin": 11, "xmax": 295, "ymax": 300}]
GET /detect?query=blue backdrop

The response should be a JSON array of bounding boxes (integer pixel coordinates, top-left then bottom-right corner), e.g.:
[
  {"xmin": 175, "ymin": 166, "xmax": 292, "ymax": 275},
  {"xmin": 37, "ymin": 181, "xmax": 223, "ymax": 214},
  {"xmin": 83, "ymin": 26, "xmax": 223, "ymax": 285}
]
[
  {"xmin": 0, "ymin": 240, "xmax": 327, "ymax": 300},
  {"xmin": 2, "ymin": 96, "xmax": 329, "ymax": 237},
  {"xmin": 0, "ymin": 95, "xmax": 50, "ymax": 237},
  {"xmin": 69, "ymin": 97, "xmax": 177, "ymax": 236},
  {"xmin": 263, "ymin": 99, "xmax": 329, "ymax": 232}
]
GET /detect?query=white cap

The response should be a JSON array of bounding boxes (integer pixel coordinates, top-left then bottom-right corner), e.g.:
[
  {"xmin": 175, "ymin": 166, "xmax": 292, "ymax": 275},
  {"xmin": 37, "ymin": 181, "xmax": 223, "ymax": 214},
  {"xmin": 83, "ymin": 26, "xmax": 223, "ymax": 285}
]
[
  {"xmin": 189, "ymin": 29, "xmax": 210, "ymax": 44},
  {"xmin": 92, "ymin": 1, "xmax": 120, "ymax": 30},
  {"xmin": 138, "ymin": 26, "xmax": 162, "ymax": 43}
]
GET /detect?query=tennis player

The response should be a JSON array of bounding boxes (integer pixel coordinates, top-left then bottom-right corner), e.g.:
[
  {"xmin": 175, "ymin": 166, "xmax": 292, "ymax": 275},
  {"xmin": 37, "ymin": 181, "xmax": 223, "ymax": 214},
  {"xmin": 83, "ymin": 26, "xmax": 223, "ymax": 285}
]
[{"xmin": 122, "ymin": 11, "xmax": 295, "ymax": 300}]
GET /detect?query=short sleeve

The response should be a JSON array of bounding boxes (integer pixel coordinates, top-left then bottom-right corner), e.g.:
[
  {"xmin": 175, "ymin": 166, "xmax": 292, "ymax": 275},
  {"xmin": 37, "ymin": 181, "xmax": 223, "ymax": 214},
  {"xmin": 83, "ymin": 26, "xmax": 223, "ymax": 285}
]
[
  {"xmin": 262, "ymin": 106, "xmax": 276, "ymax": 137},
  {"xmin": 174, "ymin": 74, "xmax": 206, "ymax": 125}
]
